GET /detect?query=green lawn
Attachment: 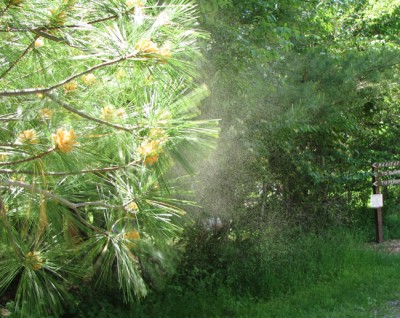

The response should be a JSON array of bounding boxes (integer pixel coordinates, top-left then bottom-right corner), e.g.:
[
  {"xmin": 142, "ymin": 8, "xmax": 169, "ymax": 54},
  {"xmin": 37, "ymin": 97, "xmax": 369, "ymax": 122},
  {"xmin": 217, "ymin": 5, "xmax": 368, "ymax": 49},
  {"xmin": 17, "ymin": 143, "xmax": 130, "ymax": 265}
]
[
  {"xmin": 234, "ymin": 247, "xmax": 400, "ymax": 318},
  {"xmin": 111, "ymin": 243, "xmax": 400, "ymax": 318},
  {"xmin": 5, "ymin": 236, "xmax": 400, "ymax": 318}
]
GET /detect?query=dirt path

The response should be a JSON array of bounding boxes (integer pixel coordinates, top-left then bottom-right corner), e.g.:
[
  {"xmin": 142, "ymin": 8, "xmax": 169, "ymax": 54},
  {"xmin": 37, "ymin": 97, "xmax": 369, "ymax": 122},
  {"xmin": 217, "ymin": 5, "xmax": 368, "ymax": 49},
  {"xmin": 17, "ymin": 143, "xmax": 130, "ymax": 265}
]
[{"xmin": 371, "ymin": 240, "xmax": 400, "ymax": 254}]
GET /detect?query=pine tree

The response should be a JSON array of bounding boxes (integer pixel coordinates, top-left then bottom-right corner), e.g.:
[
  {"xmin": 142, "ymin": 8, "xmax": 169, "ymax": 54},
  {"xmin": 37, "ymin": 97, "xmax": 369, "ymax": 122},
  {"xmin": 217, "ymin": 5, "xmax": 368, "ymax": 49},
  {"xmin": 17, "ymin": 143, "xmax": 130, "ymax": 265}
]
[{"xmin": 0, "ymin": 0, "xmax": 217, "ymax": 316}]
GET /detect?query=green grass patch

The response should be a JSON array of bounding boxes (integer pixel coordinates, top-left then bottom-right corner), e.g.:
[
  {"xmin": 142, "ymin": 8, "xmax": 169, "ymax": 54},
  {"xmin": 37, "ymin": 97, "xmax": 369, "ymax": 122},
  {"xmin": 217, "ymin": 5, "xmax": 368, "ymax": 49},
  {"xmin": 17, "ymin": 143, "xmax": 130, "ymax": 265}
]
[
  {"xmin": 125, "ymin": 245, "xmax": 400, "ymax": 318},
  {"xmin": 62, "ymin": 230, "xmax": 400, "ymax": 318},
  {"xmin": 240, "ymin": 248, "xmax": 400, "ymax": 318}
]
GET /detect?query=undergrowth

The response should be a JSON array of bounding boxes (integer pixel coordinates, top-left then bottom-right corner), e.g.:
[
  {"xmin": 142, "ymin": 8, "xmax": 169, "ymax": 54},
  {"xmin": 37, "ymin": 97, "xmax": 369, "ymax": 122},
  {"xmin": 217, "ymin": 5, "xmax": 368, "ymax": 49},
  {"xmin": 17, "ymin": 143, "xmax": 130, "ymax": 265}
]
[
  {"xmin": 3, "ymin": 226, "xmax": 400, "ymax": 318},
  {"xmin": 71, "ymin": 226, "xmax": 400, "ymax": 317}
]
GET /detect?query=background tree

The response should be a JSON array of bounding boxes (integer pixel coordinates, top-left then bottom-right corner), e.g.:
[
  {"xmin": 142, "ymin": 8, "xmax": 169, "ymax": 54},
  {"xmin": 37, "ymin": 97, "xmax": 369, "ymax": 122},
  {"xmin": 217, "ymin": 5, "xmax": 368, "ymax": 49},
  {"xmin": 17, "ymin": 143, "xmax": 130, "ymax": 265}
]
[
  {"xmin": 168, "ymin": 0, "xmax": 400, "ymax": 304},
  {"xmin": 0, "ymin": 0, "xmax": 217, "ymax": 316},
  {"xmin": 195, "ymin": 0, "xmax": 400, "ymax": 230}
]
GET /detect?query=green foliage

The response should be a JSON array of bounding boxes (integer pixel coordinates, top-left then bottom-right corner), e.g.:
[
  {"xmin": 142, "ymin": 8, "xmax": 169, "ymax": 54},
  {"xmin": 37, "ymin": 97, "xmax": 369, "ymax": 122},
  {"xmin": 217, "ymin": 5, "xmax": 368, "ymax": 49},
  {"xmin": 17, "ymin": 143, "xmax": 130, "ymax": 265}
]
[
  {"xmin": 380, "ymin": 188, "xmax": 400, "ymax": 239},
  {"xmin": 173, "ymin": 223, "xmax": 353, "ymax": 300},
  {"xmin": 195, "ymin": 0, "xmax": 400, "ymax": 230},
  {"xmin": 251, "ymin": 245, "xmax": 400, "ymax": 318},
  {"xmin": 0, "ymin": 0, "xmax": 218, "ymax": 316},
  {"xmin": 43, "ymin": 229, "xmax": 400, "ymax": 318},
  {"xmin": 252, "ymin": 44, "xmax": 399, "ymax": 228}
]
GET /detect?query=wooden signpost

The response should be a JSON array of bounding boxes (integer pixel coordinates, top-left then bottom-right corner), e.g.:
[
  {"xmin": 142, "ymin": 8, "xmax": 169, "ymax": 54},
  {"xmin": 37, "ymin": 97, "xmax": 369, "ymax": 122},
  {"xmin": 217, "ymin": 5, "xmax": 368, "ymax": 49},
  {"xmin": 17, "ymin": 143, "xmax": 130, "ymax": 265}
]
[{"xmin": 371, "ymin": 161, "xmax": 400, "ymax": 243}]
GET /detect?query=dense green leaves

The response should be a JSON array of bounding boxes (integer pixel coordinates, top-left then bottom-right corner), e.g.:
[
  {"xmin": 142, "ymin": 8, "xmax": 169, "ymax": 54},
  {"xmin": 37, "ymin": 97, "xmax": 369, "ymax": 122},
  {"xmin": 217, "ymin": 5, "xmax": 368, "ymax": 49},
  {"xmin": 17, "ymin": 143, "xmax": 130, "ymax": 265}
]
[
  {"xmin": 1, "ymin": 0, "xmax": 400, "ymax": 315},
  {"xmin": 0, "ymin": 0, "xmax": 217, "ymax": 316},
  {"xmin": 195, "ymin": 0, "xmax": 400, "ymax": 229}
]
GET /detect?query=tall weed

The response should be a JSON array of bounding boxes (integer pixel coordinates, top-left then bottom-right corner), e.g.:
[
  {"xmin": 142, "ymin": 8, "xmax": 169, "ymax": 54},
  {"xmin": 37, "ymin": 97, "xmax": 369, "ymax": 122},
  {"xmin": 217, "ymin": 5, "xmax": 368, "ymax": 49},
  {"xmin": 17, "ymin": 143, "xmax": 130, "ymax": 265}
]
[{"xmin": 175, "ymin": 224, "xmax": 354, "ymax": 300}]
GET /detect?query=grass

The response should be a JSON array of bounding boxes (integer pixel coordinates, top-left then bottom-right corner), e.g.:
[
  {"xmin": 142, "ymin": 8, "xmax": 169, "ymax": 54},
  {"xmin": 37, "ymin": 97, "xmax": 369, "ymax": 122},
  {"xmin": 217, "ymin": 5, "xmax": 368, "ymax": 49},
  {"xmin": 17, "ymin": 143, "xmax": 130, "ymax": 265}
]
[
  {"xmin": 130, "ymin": 250, "xmax": 400, "ymax": 318},
  {"xmin": 4, "ymin": 228, "xmax": 400, "ymax": 318},
  {"xmin": 240, "ymin": 250, "xmax": 400, "ymax": 318},
  {"xmin": 66, "ymin": 230, "xmax": 400, "ymax": 318}
]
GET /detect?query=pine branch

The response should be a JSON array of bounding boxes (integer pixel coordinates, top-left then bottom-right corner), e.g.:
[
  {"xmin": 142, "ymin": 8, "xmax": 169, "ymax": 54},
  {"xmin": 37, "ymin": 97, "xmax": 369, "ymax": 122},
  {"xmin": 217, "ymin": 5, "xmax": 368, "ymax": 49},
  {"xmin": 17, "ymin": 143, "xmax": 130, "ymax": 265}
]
[
  {"xmin": 0, "ymin": 118, "xmax": 19, "ymax": 121},
  {"xmin": 0, "ymin": 112, "xmax": 20, "ymax": 121},
  {"xmin": 0, "ymin": 179, "xmax": 75, "ymax": 208},
  {"xmin": 0, "ymin": 148, "xmax": 55, "ymax": 166},
  {"xmin": 0, "ymin": 8, "xmax": 134, "ymax": 33},
  {"xmin": 0, "ymin": 179, "xmax": 114, "ymax": 233},
  {"xmin": 0, "ymin": 180, "xmax": 120, "ymax": 211},
  {"xmin": 46, "ymin": 93, "xmax": 137, "ymax": 132},
  {"xmin": 0, "ymin": 53, "xmax": 146, "ymax": 97},
  {"xmin": 75, "ymin": 201, "xmax": 119, "ymax": 209},
  {"xmin": 31, "ymin": 29, "xmax": 86, "ymax": 51},
  {"xmin": 0, "ymin": 37, "xmax": 38, "ymax": 79},
  {"xmin": 0, "ymin": 165, "xmax": 133, "ymax": 176}
]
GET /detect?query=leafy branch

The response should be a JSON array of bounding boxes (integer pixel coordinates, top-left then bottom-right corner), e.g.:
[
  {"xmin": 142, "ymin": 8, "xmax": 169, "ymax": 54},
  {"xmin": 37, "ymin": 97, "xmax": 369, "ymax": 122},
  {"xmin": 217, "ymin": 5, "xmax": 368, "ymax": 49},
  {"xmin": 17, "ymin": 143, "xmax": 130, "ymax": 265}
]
[
  {"xmin": 0, "ymin": 179, "xmax": 117, "ymax": 233},
  {"xmin": 0, "ymin": 148, "xmax": 55, "ymax": 166},
  {"xmin": 0, "ymin": 7, "xmax": 136, "ymax": 33},
  {"xmin": 31, "ymin": 29, "xmax": 87, "ymax": 51},
  {"xmin": 0, "ymin": 53, "xmax": 146, "ymax": 97},
  {"xmin": 0, "ymin": 36, "xmax": 38, "ymax": 79},
  {"xmin": 46, "ymin": 94, "xmax": 137, "ymax": 132},
  {"xmin": 0, "ymin": 165, "xmax": 130, "ymax": 176}
]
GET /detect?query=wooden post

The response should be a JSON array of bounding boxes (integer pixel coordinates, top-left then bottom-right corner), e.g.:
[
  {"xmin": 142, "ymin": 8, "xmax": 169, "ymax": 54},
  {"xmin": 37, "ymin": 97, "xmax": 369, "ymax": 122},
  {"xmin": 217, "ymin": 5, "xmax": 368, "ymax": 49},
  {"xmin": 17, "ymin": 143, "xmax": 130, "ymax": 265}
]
[{"xmin": 372, "ymin": 164, "xmax": 383, "ymax": 243}]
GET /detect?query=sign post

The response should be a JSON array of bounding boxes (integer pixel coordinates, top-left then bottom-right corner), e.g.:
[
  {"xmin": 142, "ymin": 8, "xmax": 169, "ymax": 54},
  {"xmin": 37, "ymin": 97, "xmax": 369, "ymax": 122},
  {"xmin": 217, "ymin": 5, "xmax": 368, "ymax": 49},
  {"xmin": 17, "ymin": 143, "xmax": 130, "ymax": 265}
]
[
  {"xmin": 372, "ymin": 164, "xmax": 383, "ymax": 243},
  {"xmin": 371, "ymin": 161, "xmax": 400, "ymax": 243}
]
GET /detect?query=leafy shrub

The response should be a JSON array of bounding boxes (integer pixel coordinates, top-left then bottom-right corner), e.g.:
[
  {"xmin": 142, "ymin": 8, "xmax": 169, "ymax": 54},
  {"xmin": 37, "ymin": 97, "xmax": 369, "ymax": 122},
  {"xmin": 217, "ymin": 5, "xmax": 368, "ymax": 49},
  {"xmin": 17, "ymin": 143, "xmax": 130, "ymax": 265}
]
[{"xmin": 174, "ymin": 222, "xmax": 351, "ymax": 300}]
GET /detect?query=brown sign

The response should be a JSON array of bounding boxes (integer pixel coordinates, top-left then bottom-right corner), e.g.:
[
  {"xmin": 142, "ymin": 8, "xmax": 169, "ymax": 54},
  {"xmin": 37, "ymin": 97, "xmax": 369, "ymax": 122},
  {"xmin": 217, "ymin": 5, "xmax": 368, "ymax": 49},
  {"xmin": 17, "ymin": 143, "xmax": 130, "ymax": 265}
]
[
  {"xmin": 371, "ymin": 161, "xmax": 400, "ymax": 244},
  {"xmin": 373, "ymin": 161, "xmax": 400, "ymax": 168},
  {"xmin": 377, "ymin": 169, "xmax": 400, "ymax": 177},
  {"xmin": 373, "ymin": 179, "xmax": 400, "ymax": 187}
]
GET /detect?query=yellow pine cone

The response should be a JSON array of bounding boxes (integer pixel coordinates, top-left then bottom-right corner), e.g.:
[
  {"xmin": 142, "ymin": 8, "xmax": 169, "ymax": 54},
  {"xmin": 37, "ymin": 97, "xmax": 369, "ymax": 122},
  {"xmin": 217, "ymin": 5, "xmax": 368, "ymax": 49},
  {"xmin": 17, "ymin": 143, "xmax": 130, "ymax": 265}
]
[
  {"xmin": 123, "ymin": 231, "xmax": 140, "ymax": 240},
  {"xmin": 124, "ymin": 230, "xmax": 140, "ymax": 249},
  {"xmin": 101, "ymin": 106, "xmax": 115, "ymax": 121},
  {"xmin": 144, "ymin": 154, "xmax": 159, "ymax": 165},
  {"xmin": 53, "ymin": 128, "xmax": 77, "ymax": 153},
  {"xmin": 157, "ymin": 46, "xmax": 172, "ymax": 60},
  {"xmin": 126, "ymin": 0, "xmax": 145, "ymax": 7},
  {"xmin": 135, "ymin": 39, "xmax": 158, "ymax": 54},
  {"xmin": 149, "ymin": 128, "xmax": 168, "ymax": 142},
  {"xmin": 137, "ymin": 140, "xmax": 160, "ymax": 165},
  {"xmin": 137, "ymin": 139, "xmax": 159, "ymax": 156},
  {"xmin": 25, "ymin": 251, "xmax": 43, "ymax": 270},
  {"xmin": 126, "ymin": 202, "xmax": 139, "ymax": 212},
  {"xmin": 101, "ymin": 106, "xmax": 126, "ymax": 121},
  {"xmin": 116, "ymin": 108, "xmax": 127, "ymax": 118},
  {"xmin": 18, "ymin": 129, "xmax": 39, "ymax": 144},
  {"xmin": 63, "ymin": 81, "xmax": 78, "ymax": 92},
  {"xmin": 81, "ymin": 73, "xmax": 96, "ymax": 85},
  {"xmin": 38, "ymin": 108, "xmax": 53, "ymax": 120},
  {"xmin": 34, "ymin": 37, "xmax": 44, "ymax": 48},
  {"xmin": 135, "ymin": 40, "xmax": 172, "ymax": 61}
]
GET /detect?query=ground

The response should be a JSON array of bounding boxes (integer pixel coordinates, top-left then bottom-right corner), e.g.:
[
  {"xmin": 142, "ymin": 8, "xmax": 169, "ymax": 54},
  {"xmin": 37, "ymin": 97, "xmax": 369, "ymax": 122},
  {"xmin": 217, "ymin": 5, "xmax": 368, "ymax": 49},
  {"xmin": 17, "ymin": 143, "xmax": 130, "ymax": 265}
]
[{"xmin": 375, "ymin": 240, "xmax": 400, "ymax": 254}]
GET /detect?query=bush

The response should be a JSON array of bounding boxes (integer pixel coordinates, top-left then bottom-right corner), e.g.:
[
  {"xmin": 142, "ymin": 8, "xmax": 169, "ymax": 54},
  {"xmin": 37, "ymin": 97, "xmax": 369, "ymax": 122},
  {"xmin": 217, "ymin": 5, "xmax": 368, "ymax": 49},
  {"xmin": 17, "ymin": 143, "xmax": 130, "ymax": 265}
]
[{"xmin": 173, "ymin": 223, "xmax": 352, "ymax": 300}]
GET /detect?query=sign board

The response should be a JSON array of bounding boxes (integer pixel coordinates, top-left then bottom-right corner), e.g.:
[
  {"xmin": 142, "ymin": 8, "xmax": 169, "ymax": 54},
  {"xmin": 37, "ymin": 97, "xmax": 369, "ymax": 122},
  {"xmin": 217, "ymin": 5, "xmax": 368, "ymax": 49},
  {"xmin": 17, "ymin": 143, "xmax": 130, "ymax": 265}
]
[
  {"xmin": 378, "ymin": 169, "xmax": 400, "ymax": 177},
  {"xmin": 372, "ymin": 162, "xmax": 400, "ymax": 187},
  {"xmin": 370, "ymin": 194, "xmax": 383, "ymax": 208},
  {"xmin": 374, "ymin": 179, "xmax": 400, "ymax": 187},
  {"xmin": 373, "ymin": 161, "xmax": 400, "ymax": 168},
  {"xmin": 370, "ymin": 161, "xmax": 400, "ymax": 243}
]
